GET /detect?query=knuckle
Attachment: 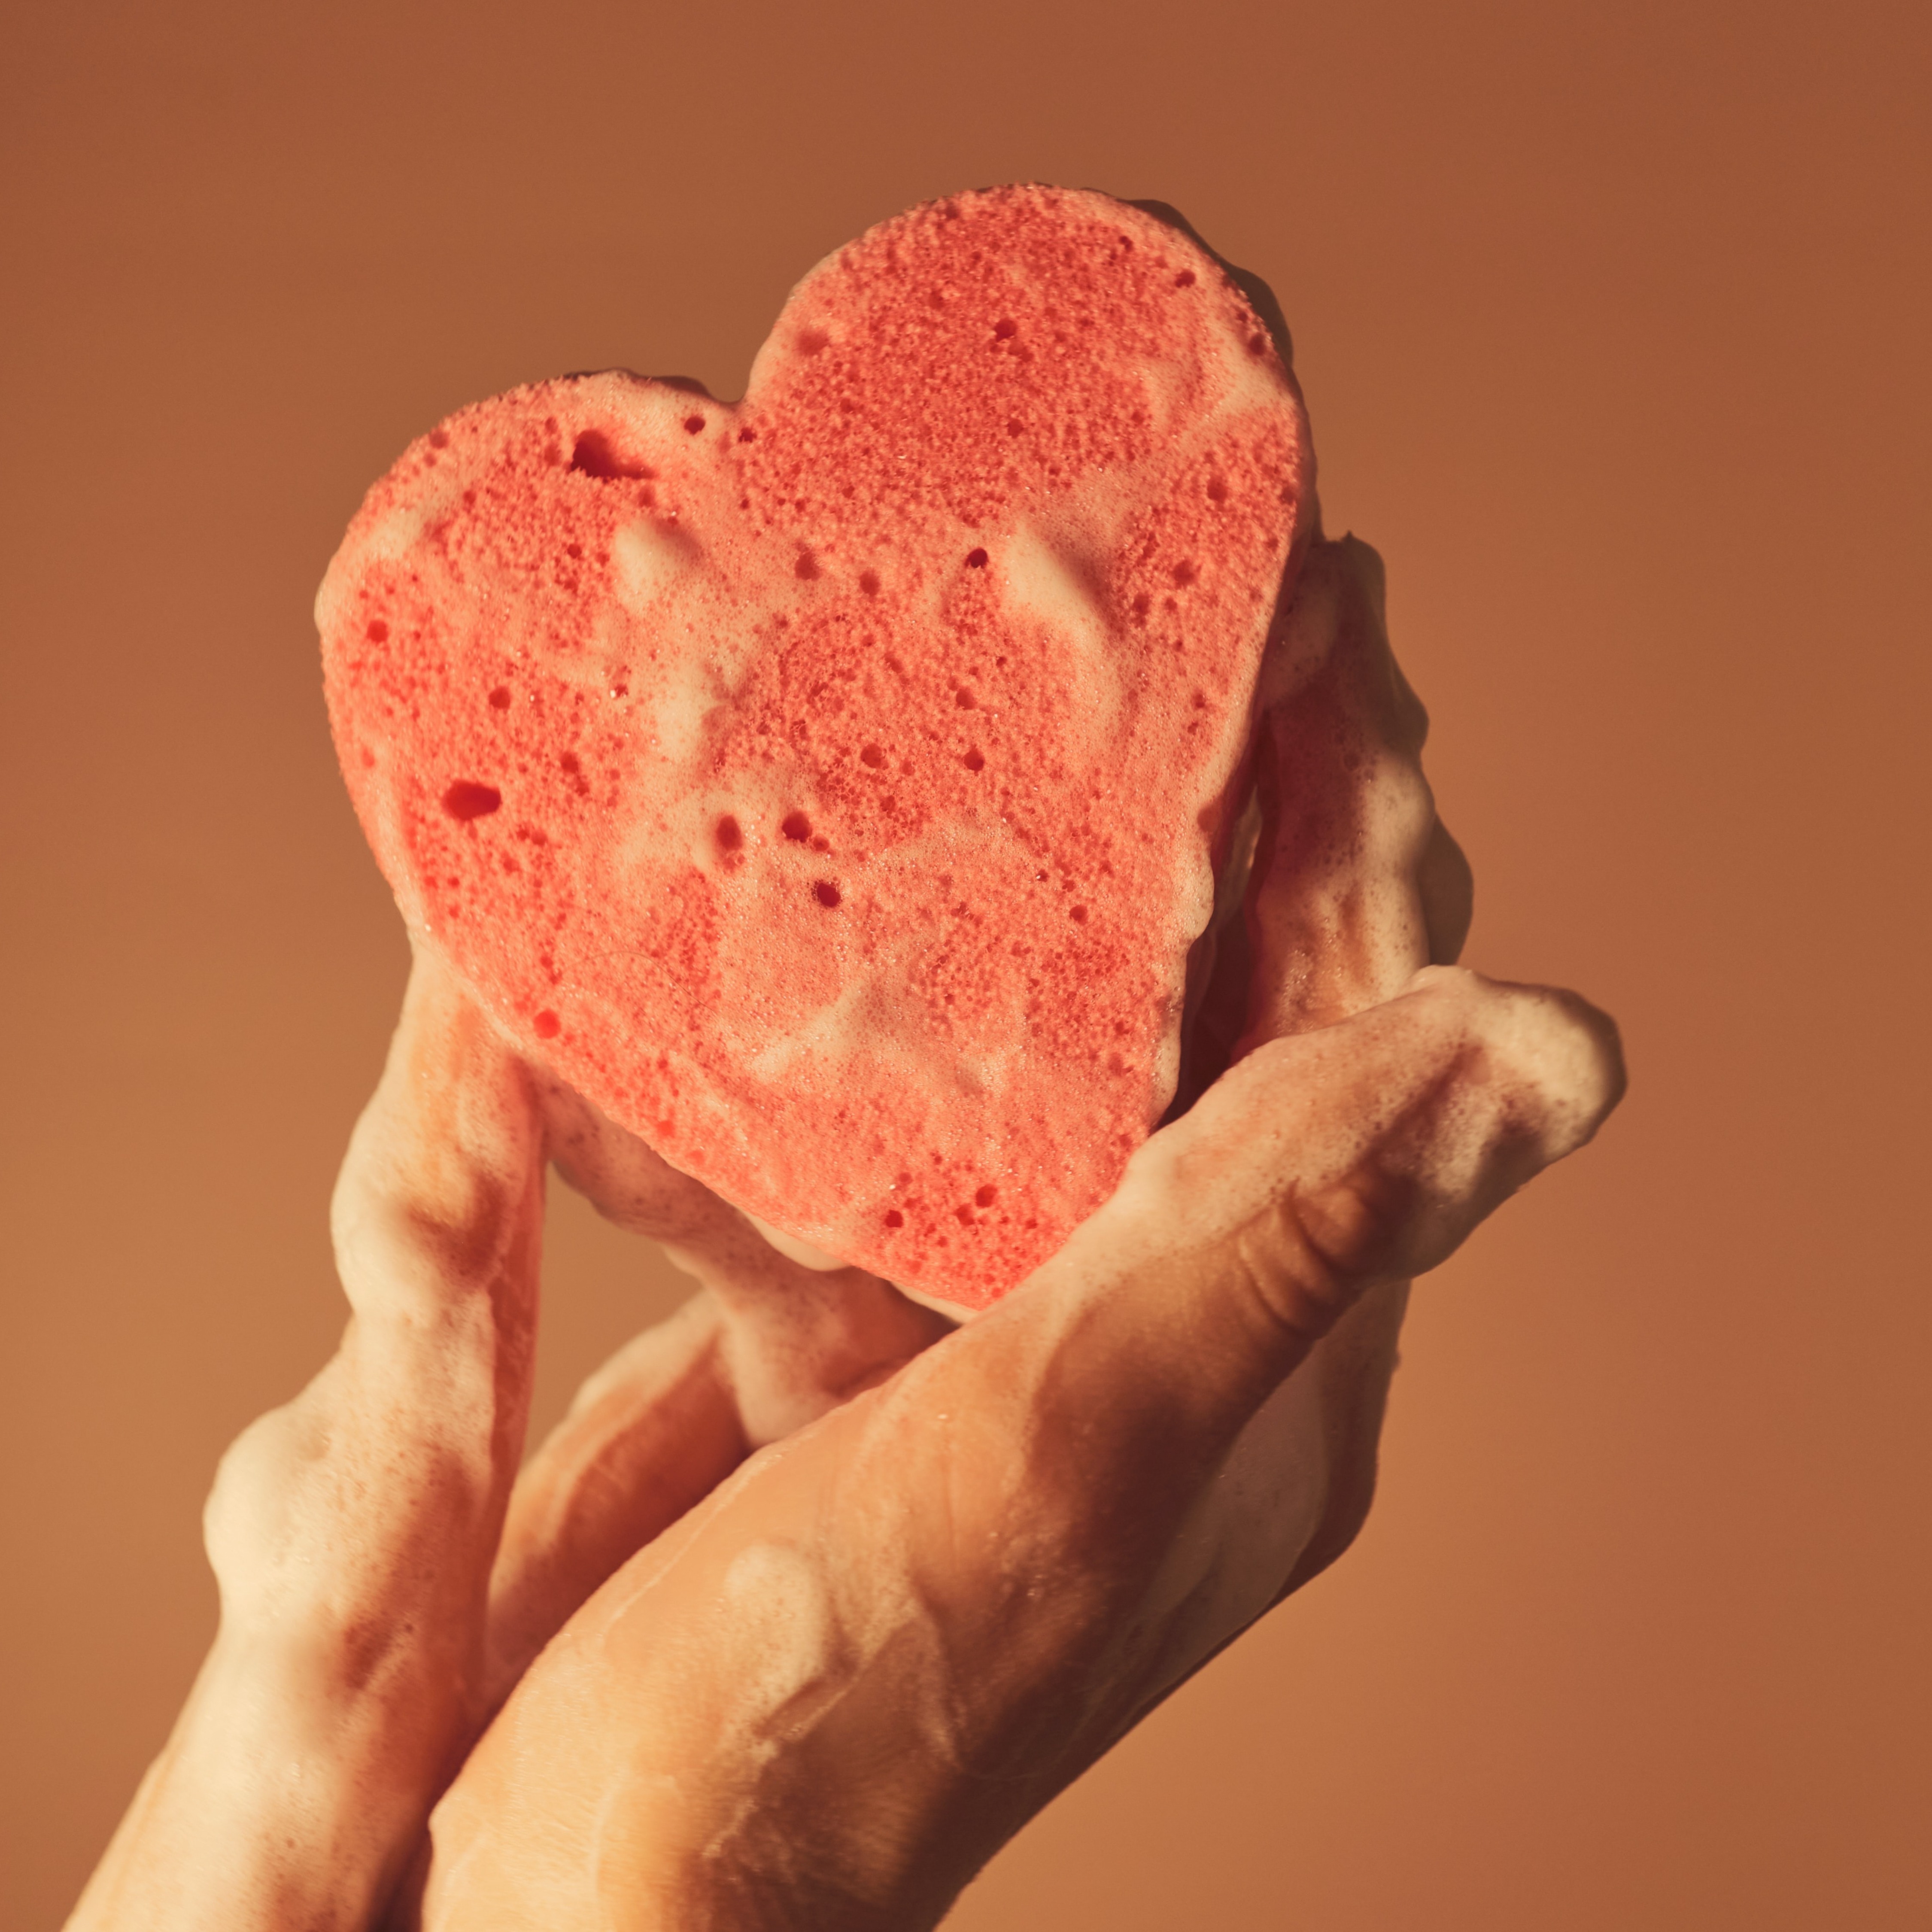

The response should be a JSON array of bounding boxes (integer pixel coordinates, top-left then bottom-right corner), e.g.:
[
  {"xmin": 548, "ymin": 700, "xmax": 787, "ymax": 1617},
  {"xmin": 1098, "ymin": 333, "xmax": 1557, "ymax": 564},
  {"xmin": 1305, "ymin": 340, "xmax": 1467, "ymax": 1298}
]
[
  {"xmin": 1292, "ymin": 1167, "xmax": 1423, "ymax": 1284},
  {"xmin": 1227, "ymin": 1175, "xmax": 1413, "ymax": 1346},
  {"xmin": 202, "ymin": 1397, "xmax": 322, "ymax": 1608},
  {"xmin": 334, "ymin": 1176, "xmax": 529, "ymax": 1324}
]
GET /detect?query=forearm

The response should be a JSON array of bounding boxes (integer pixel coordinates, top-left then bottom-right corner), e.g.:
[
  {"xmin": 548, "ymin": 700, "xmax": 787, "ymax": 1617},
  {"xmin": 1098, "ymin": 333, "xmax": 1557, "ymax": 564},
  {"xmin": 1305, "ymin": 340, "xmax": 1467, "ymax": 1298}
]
[
  {"xmin": 68, "ymin": 955, "xmax": 545, "ymax": 1932},
  {"xmin": 67, "ymin": 1325, "xmax": 526, "ymax": 1932},
  {"xmin": 67, "ymin": 1625, "xmax": 462, "ymax": 1932}
]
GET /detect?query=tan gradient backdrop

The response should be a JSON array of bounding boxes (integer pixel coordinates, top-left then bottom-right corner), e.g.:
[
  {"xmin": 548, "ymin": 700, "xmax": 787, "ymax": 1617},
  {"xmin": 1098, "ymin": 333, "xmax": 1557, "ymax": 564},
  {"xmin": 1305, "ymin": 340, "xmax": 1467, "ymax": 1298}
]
[{"xmin": 3, "ymin": 1, "xmax": 1927, "ymax": 1925}]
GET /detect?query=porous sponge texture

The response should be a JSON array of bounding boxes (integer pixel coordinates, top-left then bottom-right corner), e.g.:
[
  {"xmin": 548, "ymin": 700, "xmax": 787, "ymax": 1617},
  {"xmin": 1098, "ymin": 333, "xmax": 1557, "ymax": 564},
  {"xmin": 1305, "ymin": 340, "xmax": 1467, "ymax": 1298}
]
[{"xmin": 320, "ymin": 185, "xmax": 1314, "ymax": 1306}]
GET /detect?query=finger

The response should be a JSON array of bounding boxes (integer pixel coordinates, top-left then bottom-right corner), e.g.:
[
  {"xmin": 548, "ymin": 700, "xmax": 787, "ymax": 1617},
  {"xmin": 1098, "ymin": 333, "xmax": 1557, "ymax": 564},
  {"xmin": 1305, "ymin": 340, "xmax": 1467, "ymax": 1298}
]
[
  {"xmin": 1241, "ymin": 532, "xmax": 1444, "ymax": 1042},
  {"xmin": 1169, "ymin": 532, "xmax": 1454, "ymax": 1111},
  {"xmin": 890, "ymin": 967, "xmax": 1624, "ymax": 1701},
  {"xmin": 537, "ymin": 1063, "xmax": 955, "ymax": 1444},
  {"xmin": 217, "ymin": 943, "xmax": 543, "ymax": 1643},
  {"xmin": 462, "ymin": 1084, "xmax": 951, "ymax": 1714},
  {"xmin": 478, "ymin": 1294, "xmax": 746, "ymax": 1713},
  {"xmin": 477, "ymin": 1268, "xmax": 945, "ymax": 1719},
  {"xmin": 322, "ymin": 943, "xmax": 544, "ymax": 1502},
  {"xmin": 711, "ymin": 1259, "xmax": 958, "ymax": 1444},
  {"xmin": 383, "ymin": 1300, "xmax": 750, "ymax": 1929},
  {"xmin": 534, "ymin": 1064, "xmax": 739, "ymax": 1249},
  {"xmin": 1159, "ymin": 533, "xmax": 1464, "ymax": 1628},
  {"xmin": 1417, "ymin": 811, "xmax": 1475, "ymax": 967},
  {"xmin": 1012, "ymin": 965, "xmax": 1623, "ymax": 1708},
  {"xmin": 70, "ymin": 946, "xmax": 546, "ymax": 1932}
]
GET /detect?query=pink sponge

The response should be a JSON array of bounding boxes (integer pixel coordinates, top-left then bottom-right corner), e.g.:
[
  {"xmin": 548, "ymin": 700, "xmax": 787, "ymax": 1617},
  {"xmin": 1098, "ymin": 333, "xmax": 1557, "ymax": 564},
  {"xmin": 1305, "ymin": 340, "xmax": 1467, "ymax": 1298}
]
[{"xmin": 319, "ymin": 185, "xmax": 1314, "ymax": 1307}]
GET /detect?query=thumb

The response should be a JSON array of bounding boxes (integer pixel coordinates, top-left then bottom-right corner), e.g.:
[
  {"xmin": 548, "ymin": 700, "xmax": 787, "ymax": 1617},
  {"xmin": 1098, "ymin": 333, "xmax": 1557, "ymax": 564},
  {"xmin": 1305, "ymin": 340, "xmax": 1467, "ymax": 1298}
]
[{"xmin": 1016, "ymin": 963, "xmax": 1626, "ymax": 1444}]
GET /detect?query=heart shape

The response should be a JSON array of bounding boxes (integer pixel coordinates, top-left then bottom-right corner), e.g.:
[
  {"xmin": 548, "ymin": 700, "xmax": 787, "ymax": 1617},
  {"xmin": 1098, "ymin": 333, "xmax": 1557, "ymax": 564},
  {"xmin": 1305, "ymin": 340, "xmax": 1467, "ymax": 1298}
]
[{"xmin": 319, "ymin": 186, "xmax": 1314, "ymax": 1306}]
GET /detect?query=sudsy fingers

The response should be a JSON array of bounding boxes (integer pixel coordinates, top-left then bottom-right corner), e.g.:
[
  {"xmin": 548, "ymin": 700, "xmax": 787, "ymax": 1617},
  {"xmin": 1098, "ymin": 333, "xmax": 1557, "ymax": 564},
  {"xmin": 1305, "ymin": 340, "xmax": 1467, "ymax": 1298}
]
[
  {"xmin": 539, "ymin": 1064, "xmax": 955, "ymax": 1445},
  {"xmin": 465, "ymin": 1084, "xmax": 953, "ymax": 1718},
  {"xmin": 480, "ymin": 1295, "xmax": 748, "ymax": 1717},
  {"xmin": 213, "ymin": 948, "xmax": 544, "ymax": 1643},
  {"xmin": 535, "ymin": 1068, "xmax": 738, "ymax": 1250},
  {"xmin": 477, "ymin": 1270, "xmax": 945, "ymax": 1726},
  {"xmin": 1103, "ymin": 968, "xmax": 1627, "ymax": 1352},
  {"xmin": 1241, "ymin": 532, "xmax": 1446, "ymax": 1042},
  {"xmin": 1170, "ymin": 533, "xmax": 1452, "ymax": 1109}
]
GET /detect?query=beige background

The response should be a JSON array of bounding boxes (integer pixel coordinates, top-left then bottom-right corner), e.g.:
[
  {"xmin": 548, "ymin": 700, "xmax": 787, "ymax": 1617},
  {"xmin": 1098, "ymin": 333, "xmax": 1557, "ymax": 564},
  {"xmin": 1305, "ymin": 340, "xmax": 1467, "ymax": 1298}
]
[{"xmin": 3, "ymin": 1, "xmax": 1927, "ymax": 1925}]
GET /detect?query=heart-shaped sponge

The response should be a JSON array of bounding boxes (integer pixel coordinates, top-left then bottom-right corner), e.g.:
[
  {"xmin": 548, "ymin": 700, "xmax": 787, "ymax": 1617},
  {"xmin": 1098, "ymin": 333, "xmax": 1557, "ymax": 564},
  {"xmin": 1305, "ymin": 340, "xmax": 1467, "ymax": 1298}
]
[{"xmin": 319, "ymin": 186, "xmax": 1314, "ymax": 1307}]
